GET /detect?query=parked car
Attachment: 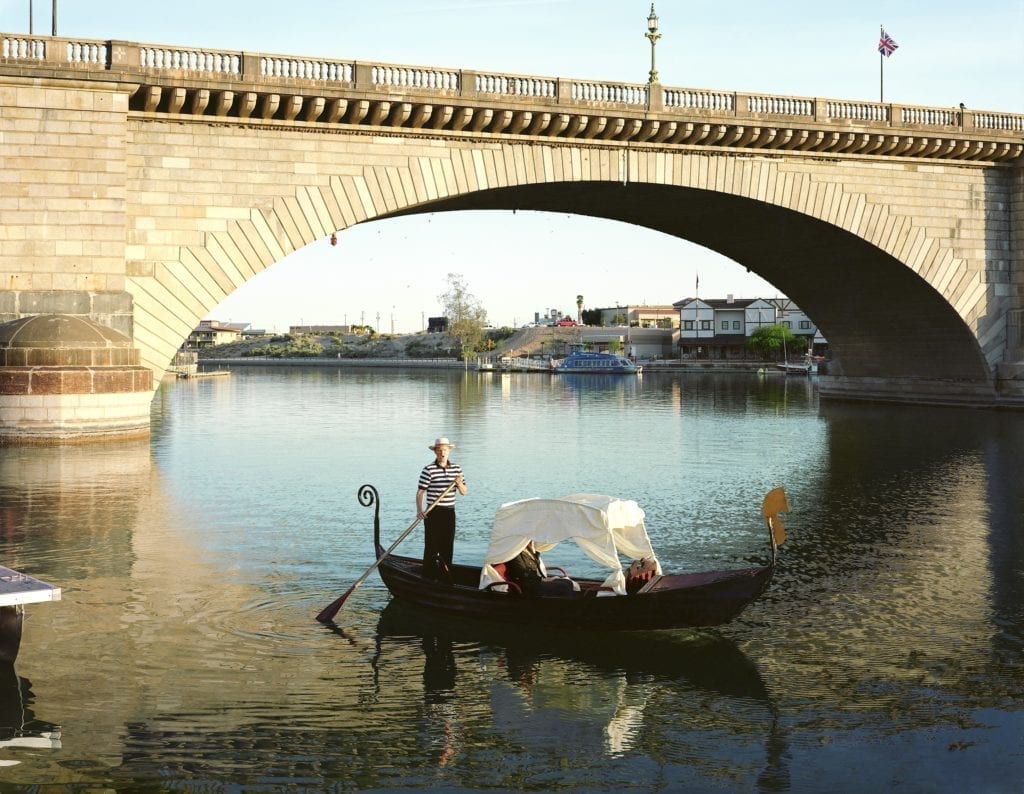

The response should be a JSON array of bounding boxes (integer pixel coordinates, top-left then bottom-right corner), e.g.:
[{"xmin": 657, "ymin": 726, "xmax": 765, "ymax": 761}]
[{"xmin": 556, "ymin": 319, "xmax": 578, "ymax": 326}]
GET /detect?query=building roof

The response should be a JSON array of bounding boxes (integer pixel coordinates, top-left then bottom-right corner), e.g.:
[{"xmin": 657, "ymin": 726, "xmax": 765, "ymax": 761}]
[{"xmin": 673, "ymin": 297, "xmax": 767, "ymax": 310}]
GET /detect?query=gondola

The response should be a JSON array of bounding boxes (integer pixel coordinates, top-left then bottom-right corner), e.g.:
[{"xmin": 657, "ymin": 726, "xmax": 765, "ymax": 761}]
[{"xmin": 361, "ymin": 484, "xmax": 790, "ymax": 631}]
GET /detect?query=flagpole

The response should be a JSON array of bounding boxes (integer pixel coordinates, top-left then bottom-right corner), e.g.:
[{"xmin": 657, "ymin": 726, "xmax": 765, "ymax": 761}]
[{"xmin": 879, "ymin": 24, "xmax": 884, "ymax": 103}]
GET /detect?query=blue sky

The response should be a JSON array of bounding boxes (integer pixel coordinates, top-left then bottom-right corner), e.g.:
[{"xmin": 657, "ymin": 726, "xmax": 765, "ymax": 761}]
[{"xmin": 5, "ymin": 1, "xmax": 1021, "ymax": 332}]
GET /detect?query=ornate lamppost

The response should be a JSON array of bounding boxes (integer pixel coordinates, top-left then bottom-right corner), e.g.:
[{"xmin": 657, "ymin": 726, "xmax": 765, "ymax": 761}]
[{"xmin": 645, "ymin": 4, "xmax": 661, "ymax": 84}]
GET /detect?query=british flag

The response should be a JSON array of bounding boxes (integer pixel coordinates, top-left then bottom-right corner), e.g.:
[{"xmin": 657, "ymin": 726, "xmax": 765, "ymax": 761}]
[{"xmin": 878, "ymin": 29, "xmax": 898, "ymax": 57}]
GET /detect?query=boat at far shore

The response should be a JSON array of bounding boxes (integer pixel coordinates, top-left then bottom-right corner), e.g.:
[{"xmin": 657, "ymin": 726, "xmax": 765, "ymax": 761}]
[
  {"xmin": 775, "ymin": 360, "xmax": 813, "ymax": 375},
  {"xmin": 553, "ymin": 344, "xmax": 642, "ymax": 375}
]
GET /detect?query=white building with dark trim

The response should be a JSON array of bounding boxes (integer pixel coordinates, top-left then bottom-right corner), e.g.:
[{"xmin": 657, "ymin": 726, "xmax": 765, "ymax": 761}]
[{"xmin": 673, "ymin": 296, "xmax": 821, "ymax": 360}]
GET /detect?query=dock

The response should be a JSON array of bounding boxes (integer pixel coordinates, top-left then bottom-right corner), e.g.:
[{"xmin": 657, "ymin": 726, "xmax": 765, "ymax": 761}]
[{"xmin": 0, "ymin": 567, "xmax": 61, "ymax": 664}]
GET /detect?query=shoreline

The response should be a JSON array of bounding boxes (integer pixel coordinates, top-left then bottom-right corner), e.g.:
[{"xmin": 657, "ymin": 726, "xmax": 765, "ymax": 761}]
[{"xmin": 198, "ymin": 357, "xmax": 791, "ymax": 373}]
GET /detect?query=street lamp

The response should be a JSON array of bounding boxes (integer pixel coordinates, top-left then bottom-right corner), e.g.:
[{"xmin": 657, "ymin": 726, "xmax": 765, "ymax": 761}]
[{"xmin": 645, "ymin": 4, "xmax": 661, "ymax": 84}]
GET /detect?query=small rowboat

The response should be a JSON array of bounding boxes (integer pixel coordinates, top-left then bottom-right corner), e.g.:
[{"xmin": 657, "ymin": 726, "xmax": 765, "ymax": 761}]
[{"xmin": 362, "ymin": 484, "xmax": 789, "ymax": 631}]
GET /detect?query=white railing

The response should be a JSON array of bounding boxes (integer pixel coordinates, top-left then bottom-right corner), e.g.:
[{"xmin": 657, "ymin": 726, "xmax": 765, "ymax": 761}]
[
  {"xmin": 261, "ymin": 57, "xmax": 352, "ymax": 82},
  {"xmin": 572, "ymin": 81, "xmax": 647, "ymax": 105},
  {"xmin": 901, "ymin": 107, "xmax": 958, "ymax": 126},
  {"xmin": 2, "ymin": 36, "xmax": 45, "ymax": 59},
  {"xmin": 139, "ymin": 47, "xmax": 241, "ymax": 76},
  {"xmin": 974, "ymin": 112, "xmax": 1024, "ymax": 132},
  {"xmin": 66, "ymin": 40, "xmax": 106, "ymax": 65},
  {"xmin": 748, "ymin": 95, "xmax": 813, "ymax": 116},
  {"xmin": 372, "ymin": 66, "xmax": 459, "ymax": 91},
  {"xmin": 826, "ymin": 101, "xmax": 890, "ymax": 122},
  {"xmin": 476, "ymin": 73, "xmax": 556, "ymax": 98},
  {"xmin": 2, "ymin": 31, "xmax": 1022, "ymax": 141},
  {"xmin": 664, "ymin": 89, "xmax": 736, "ymax": 112}
]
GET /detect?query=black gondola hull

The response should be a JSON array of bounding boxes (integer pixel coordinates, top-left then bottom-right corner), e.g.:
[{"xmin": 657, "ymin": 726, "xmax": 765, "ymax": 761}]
[{"xmin": 376, "ymin": 549, "xmax": 774, "ymax": 631}]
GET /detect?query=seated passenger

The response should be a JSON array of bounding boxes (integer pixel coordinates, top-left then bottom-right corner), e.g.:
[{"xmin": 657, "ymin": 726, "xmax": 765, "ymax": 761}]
[
  {"xmin": 502, "ymin": 542, "xmax": 576, "ymax": 597},
  {"xmin": 625, "ymin": 556, "xmax": 659, "ymax": 594}
]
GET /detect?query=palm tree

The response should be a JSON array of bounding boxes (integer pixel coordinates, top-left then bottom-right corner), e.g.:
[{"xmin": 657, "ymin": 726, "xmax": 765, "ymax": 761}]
[{"xmin": 576, "ymin": 294, "xmax": 584, "ymax": 325}]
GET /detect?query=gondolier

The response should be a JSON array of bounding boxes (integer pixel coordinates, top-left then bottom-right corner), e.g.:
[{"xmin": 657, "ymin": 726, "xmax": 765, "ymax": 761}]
[{"xmin": 416, "ymin": 437, "xmax": 467, "ymax": 580}]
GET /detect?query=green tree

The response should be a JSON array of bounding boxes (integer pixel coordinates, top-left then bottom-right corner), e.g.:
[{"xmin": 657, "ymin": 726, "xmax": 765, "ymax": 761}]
[
  {"xmin": 748, "ymin": 324, "xmax": 798, "ymax": 360},
  {"xmin": 576, "ymin": 294, "xmax": 584, "ymax": 324},
  {"xmin": 438, "ymin": 273, "xmax": 488, "ymax": 361}
]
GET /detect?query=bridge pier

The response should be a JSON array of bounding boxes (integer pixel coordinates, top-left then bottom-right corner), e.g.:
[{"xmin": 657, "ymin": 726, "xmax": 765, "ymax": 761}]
[
  {"xmin": 817, "ymin": 374, "xmax": 1024, "ymax": 409},
  {"xmin": 0, "ymin": 314, "xmax": 153, "ymax": 444}
]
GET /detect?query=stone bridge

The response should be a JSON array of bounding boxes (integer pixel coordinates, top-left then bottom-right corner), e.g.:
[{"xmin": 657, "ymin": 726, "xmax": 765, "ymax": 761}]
[{"xmin": 1, "ymin": 33, "xmax": 1023, "ymax": 440}]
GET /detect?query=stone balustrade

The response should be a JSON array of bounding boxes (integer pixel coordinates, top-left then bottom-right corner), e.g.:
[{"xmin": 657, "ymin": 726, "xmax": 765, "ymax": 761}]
[{"xmin": 2, "ymin": 31, "xmax": 1022, "ymax": 157}]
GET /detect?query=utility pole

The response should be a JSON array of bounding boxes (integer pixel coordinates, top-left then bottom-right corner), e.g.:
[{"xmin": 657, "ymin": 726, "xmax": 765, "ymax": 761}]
[{"xmin": 51, "ymin": 0, "xmax": 56, "ymax": 35}]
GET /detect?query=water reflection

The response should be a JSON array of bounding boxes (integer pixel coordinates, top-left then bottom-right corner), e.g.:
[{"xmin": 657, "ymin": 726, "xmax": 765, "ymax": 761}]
[
  {"xmin": 0, "ymin": 664, "xmax": 60, "ymax": 766},
  {"xmin": 372, "ymin": 600, "xmax": 787, "ymax": 782},
  {"xmin": 0, "ymin": 442, "xmax": 150, "ymax": 578},
  {"xmin": 0, "ymin": 369, "xmax": 1020, "ymax": 788}
]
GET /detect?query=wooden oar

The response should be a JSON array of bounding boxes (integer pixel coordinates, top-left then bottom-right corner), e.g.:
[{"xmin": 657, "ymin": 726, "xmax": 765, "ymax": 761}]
[{"xmin": 315, "ymin": 479, "xmax": 459, "ymax": 623}]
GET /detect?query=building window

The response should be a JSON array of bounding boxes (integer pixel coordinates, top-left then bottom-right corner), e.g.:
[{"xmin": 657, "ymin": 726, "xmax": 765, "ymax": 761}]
[
  {"xmin": 733, "ymin": 320, "xmax": 741, "ymax": 330},
  {"xmin": 799, "ymin": 320, "xmax": 810, "ymax": 329},
  {"xmin": 684, "ymin": 320, "xmax": 694, "ymax": 330},
  {"xmin": 782, "ymin": 321, "xmax": 792, "ymax": 329},
  {"xmin": 701, "ymin": 320, "xmax": 712, "ymax": 330},
  {"xmin": 721, "ymin": 320, "xmax": 729, "ymax": 330}
]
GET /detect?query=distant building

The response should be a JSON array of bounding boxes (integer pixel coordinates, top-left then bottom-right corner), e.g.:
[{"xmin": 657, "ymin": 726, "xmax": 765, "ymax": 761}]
[
  {"xmin": 593, "ymin": 305, "xmax": 678, "ymax": 329},
  {"xmin": 427, "ymin": 316, "xmax": 448, "ymax": 333},
  {"xmin": 673, "ymin": 296, "xmax": 823, "ymax": 360},
  {"xmin": 185, "ymin": 320, "xmax": 249, "ymax": 348}
]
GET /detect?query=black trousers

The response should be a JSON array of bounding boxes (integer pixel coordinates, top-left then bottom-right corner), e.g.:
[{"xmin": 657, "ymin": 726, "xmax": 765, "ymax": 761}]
[{"xmin": 423, "ymin": 506, "xmax": 456, "ymax": 579}]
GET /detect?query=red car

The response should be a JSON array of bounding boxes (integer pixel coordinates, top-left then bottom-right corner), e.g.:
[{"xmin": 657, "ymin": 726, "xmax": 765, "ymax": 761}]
[{"xmin": 555, "ymin": 319, "xmax": 577, "ymax": 326}]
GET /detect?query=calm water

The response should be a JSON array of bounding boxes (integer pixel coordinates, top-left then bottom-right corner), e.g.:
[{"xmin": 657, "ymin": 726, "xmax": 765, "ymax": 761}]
[{"xmin": 1, "ymin": 366, "xmax": 1021, "ymax": 791}]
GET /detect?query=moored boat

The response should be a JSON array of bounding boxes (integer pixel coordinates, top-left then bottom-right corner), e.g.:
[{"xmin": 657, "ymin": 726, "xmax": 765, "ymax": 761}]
[
  {"xmin": 775, "ymin": 361, "xmax": 813, "ymax": 375},
  {"xmin": 553, "ymin": 344, "xmax": 641, "ymax": 375},
  {"xmin": 359, "ymin": 484, "xmax": 790, "ymax": 631}
]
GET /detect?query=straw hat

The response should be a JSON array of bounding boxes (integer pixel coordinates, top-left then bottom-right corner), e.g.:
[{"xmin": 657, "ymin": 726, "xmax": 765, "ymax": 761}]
[{"xmin": 429, "ymin": 437, "xmax": 456, "ymax": 451}]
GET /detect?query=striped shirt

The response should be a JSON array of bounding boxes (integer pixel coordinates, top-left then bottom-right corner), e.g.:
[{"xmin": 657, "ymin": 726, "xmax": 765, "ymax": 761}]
[{"xmin": 418, "ymin": 461, "xmax": 464, "ymax": 509}]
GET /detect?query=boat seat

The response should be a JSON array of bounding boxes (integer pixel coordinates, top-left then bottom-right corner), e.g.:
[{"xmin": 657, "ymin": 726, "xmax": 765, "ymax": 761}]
[{"xmin": 490, "ymin": 561, "xmax": 579, "ymax": 597}]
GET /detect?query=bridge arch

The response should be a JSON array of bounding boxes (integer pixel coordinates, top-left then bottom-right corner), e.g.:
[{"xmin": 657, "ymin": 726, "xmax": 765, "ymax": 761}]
[
  {"xmin": 3, "ymin": 33, "xmax": 1022, "ymax": 442},
  {"xmin": 135, "ymin": 142, "xmax": 996, "ymax": 395}
]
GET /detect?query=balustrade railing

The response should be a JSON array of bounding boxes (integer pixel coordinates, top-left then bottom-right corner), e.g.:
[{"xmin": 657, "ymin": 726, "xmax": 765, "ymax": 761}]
[
  {"xmin": 262, "ymin": 57, "xmax": 351, "ymax": 83},
  {"xmin": 475, "ymin": 73, "xmax": 556, "ymax": 98},
  {"xmin": 664, "ymin": 89, "xmax": 736, "ymax": 112},
  {"xmin": 571, "ymin": 81, "xmax": 648, "ymax": 105},
  {"xmin": 975, "ymin": 112, "xmax": 1024, "ymax": 132},
  {"xmin": 747, "ymin": 95, "xmax": 813, "ymax": 116},
  {"xmin": 65, "ymin": 40, "xmax": 106, "ymax": 65},
  {"xmin": 372, "ymin": 65, "xmax": 459, "ymax": 91},
  {"xmin": 1, "ymin": 31, "xmax": 1021, "ymax": 141},
  {"xmin": 901, "ymin": 106, "xmax": 958, "ymax": 126},
  {"xmin": 825, "ymin": 101, "xmax": 890, "ymax": 123},
  {"xmin": 139, "ymin": 47, "xmax": 240, "ymax": 75},
  {"xmin": 2, "ymin": 35, "xmax": 45, "ymax": 59}
]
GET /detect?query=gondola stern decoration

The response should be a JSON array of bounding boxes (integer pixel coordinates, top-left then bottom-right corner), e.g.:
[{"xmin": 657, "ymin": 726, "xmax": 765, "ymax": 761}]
[{"xmin": 761, "ymin": 486, "xmax": 789, "ymax": 563}]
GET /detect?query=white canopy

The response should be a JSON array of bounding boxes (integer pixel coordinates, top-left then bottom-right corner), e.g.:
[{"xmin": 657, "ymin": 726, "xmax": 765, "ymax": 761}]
[{"xmin": 479, "ymin": 493, "xmax": 662, "ymax": 595}]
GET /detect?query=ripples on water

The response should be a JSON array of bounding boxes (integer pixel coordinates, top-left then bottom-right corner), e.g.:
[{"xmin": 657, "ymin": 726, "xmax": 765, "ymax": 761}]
[{"xmin": 1, "ymin": 367, "xmax": 1021, "ymax": 789}]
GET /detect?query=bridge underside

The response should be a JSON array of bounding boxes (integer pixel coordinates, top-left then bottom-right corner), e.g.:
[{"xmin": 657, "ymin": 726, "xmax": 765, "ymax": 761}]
[{"xmin": 385, "ymin": 182, "xmax": 996, "ymax": 398}]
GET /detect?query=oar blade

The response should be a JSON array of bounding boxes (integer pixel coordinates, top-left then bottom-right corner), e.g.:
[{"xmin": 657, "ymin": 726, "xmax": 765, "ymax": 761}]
[{"xmin": 315, "ymin": 587, "xmax": 354, "ymax": 624}]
